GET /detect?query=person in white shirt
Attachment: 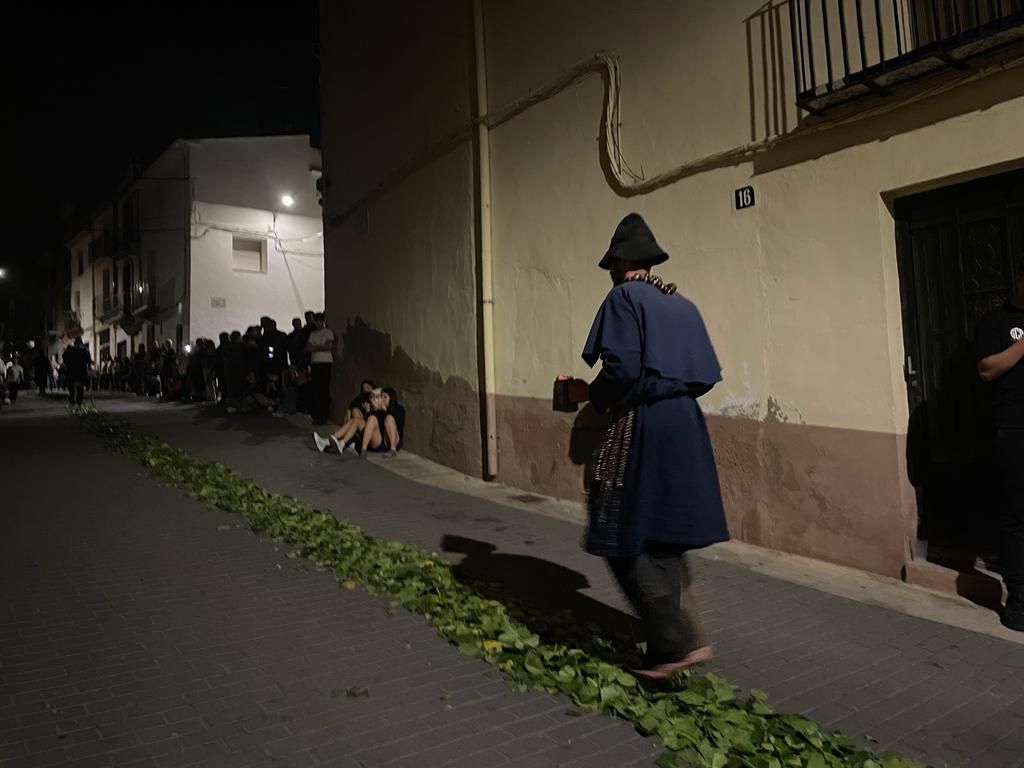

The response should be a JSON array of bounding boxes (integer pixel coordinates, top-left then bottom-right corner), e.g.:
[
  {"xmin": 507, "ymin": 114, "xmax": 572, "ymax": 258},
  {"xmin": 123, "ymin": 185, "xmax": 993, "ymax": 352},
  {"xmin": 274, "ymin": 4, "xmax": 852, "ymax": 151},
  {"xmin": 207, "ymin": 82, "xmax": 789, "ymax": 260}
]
[
  {"xmin": 305, "ymin": 312, "xmax": 335, "ymax": 425},
  {"xmin": 6, "ymin": 355, "xmax": 25, "ymax": 404}
]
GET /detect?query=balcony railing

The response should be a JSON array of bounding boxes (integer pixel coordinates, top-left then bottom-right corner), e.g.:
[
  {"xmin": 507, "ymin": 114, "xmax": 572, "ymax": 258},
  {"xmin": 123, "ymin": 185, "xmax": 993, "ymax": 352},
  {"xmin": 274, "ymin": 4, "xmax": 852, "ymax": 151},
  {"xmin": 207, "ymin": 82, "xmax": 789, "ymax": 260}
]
[
  {"xmin": 790, "ymin": 0, "xmax": 1024, "ymax": 113},
  {"xmin": 95, "ymin": 294, "xmax": 124, "ymax": 323}
]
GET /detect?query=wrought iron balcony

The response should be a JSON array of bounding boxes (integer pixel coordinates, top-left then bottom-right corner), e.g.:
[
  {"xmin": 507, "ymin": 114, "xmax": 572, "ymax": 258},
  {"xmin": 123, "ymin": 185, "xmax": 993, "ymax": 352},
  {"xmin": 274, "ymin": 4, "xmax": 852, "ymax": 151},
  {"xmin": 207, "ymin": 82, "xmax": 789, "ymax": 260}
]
[{"xmin": 790, "ymin": 0, "xmax": 1024, "ymax": 113}]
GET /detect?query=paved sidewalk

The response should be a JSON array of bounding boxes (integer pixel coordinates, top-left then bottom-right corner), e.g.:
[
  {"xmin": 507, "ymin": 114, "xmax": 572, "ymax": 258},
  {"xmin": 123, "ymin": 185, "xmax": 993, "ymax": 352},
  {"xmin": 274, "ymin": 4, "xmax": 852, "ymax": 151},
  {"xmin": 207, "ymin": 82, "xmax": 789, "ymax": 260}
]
[
  {"xmin": 0, "ymin": 396, "xmax": 661, "ymax": 768},
  {"xmin": 99, "ymin": 396, "xmax": 1024, "ymax": 768}
]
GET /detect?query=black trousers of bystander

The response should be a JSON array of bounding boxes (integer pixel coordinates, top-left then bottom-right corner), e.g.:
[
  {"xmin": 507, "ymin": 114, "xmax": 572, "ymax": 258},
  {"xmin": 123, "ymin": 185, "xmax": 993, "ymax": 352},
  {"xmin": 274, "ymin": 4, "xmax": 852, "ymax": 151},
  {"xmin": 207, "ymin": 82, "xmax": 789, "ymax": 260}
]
[
  {"xmin": 997, "ymin": 429, "xmax": 1024, "ymax": 592},
  {"xmin": 310, "ymin": 363, "xmax": 332, "ymax": 424}
]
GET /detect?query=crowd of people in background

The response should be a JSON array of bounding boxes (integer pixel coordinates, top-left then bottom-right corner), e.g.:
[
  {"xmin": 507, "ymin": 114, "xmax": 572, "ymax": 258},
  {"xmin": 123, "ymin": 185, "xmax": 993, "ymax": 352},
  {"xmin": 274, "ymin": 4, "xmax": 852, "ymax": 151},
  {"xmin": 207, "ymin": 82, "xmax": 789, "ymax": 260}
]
[{"xmin": 1, "ymin": 311, "xmax": 406, "ymax": 457}]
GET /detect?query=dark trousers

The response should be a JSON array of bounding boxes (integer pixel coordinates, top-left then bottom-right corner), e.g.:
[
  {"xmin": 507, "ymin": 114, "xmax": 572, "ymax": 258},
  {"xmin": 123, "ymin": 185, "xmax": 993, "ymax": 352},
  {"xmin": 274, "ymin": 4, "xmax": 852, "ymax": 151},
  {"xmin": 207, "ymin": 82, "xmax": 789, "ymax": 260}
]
[
  {"xmin": 997, "ymin": 429, "xmax": 1024, "ymax": 592},
  {"xmin": 608, "ymin": 547, "xmax": 703, "ymax": 666},
  {"xmin": 310, "ymin": 363, "xmax": 332, "ymax": 423},
  {"xmin": 68, "ymin": 376, "xmax": 86, "ymax": 406},
  {"xmin": 38, "ymin": 378, "xmax": 46, "ymax": 397},
  {"xmin": 7, "ymin": 383, "xmax": 19, "ymax": 403}
]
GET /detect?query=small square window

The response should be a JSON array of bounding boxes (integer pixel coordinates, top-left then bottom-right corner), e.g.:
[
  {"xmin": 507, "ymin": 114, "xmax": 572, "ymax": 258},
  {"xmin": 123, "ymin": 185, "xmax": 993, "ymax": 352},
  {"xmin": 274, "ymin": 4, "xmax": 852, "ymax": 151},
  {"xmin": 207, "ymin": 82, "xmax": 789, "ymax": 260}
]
[{"xmin": 232, "ymin": 237, "xmax": 267, "ymax": 273}]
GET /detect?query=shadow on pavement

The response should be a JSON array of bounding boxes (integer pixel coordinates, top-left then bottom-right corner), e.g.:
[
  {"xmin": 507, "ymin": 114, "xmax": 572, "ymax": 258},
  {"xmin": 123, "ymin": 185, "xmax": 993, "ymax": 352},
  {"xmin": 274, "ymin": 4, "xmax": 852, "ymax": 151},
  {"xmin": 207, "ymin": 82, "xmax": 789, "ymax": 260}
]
[
  {"xmin": 187, "ymin": 402, "xmax": 301, "ymax": 447},
  {"xmin": 442, "ymin": 534, "xmax": 640, "ymax": 666}
]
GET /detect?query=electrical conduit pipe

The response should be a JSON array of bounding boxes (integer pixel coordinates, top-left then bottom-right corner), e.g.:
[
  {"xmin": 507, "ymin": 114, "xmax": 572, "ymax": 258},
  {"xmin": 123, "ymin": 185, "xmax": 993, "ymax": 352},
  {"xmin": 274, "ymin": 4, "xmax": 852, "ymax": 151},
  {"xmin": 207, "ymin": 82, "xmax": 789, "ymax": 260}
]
[{"xmin": 474, "ymin": 0, "xmax": 498, "ymax": 480}]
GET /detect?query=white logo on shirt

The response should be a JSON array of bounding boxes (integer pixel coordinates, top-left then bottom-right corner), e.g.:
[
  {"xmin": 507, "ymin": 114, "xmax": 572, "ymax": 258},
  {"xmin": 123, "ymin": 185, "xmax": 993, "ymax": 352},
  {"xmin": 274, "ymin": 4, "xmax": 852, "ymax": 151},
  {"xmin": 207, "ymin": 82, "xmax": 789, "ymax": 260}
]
[{"xmin": 1013, "ymin": 327, "xmax": 1024, "ymax": 342}]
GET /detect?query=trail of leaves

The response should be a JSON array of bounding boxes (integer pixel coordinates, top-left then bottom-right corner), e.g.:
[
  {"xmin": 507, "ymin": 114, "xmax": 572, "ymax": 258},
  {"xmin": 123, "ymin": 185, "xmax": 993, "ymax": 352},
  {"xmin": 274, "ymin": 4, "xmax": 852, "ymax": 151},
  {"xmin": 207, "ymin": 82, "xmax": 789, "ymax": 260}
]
[{"xmin": 73, "ymin": 406, "xmax": 928, "ymax": 768}]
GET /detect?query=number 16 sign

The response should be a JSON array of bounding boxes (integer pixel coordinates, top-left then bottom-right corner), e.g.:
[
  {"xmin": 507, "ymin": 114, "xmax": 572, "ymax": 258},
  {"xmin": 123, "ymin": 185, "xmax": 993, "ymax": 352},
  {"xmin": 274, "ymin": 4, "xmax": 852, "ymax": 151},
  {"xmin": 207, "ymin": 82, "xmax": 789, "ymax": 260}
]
[{"xmin": 734, "ymin": 186, "xmax": 755, "ymax": 210}]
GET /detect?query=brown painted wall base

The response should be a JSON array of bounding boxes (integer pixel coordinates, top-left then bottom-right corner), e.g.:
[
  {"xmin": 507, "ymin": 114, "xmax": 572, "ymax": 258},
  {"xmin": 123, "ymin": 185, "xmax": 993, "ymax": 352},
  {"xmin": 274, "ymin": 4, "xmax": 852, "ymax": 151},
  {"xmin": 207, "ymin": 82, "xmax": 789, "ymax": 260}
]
[
  {"xmin": 328, "ymin": 323, "xmax": 914, "ymax": 580},
  {"xmin": 495, "ymin": 394, "xmax": 916, "ymax": 579}
]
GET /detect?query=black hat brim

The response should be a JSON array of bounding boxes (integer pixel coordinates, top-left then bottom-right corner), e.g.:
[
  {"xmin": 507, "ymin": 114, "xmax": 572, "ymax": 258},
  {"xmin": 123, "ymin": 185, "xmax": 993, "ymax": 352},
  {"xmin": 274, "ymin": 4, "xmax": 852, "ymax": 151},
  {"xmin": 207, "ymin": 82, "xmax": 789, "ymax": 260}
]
[{"xmin": 598, "ymin": 245, "xmax": 670, "ymax": 270}]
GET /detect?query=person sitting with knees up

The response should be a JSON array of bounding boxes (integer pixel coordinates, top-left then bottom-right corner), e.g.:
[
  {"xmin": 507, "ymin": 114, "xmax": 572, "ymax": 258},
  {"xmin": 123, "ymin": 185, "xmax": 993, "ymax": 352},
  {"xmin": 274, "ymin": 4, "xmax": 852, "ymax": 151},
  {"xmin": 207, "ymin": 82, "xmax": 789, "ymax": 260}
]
[
  {"xmin": 314, "ymin": 385, "xmax": 377, "ymax": 454},
  {"xmin": 346, "ymin": 379, "xmax": 375, "ymax": 424},
  {"xmin": 360, "ymin": 387, "xmax": 405, "ymax": 459}
]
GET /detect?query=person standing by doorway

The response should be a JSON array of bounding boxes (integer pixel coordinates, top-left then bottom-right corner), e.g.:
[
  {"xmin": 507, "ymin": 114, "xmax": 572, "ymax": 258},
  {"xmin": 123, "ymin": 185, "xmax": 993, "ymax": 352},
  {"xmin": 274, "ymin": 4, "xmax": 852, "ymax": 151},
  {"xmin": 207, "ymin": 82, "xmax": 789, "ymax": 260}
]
[
  {"xmin": 558, "ymin": 213, "xmax": 728, "ymax": 682},
  {"xmin": 976, "ymin": 257, "xmax": 1024, "ymax": 631},
  {"xmin": 306, "ymin": 312, "xmax": 335, "ymax": 425}
]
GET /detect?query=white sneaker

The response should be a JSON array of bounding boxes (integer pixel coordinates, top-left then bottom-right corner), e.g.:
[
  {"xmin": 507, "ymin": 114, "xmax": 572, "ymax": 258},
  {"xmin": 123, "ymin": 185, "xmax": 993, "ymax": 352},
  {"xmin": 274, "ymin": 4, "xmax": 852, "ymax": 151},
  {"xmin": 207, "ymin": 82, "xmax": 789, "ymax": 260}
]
[
  {"xmin": 330, "ymin": 436, "xmax": 343, "ymax": 453},
  {"xmin": 313, "ymin": 433, "xmax": 328, "ymax": 453}
]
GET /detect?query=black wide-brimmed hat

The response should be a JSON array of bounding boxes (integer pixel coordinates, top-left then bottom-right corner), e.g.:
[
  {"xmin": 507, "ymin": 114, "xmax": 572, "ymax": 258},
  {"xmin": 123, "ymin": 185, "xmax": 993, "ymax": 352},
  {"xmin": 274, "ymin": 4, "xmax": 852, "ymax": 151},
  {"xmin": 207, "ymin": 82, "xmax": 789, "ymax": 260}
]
[{"xmin": 598, "ymin": 213, "xmax": 669, "ymax": 270}]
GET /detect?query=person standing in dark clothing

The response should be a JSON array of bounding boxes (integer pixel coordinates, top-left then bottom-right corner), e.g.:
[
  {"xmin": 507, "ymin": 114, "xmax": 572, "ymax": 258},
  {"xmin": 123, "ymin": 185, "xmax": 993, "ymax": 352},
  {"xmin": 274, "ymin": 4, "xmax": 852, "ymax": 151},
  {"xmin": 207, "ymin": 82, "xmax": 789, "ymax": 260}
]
[
  {"xmin": 306, "ymin": 312, "xmax": 335, "ymax": 425},
  {"xmin": 225, "ymin": 331, "xmax": 246, "ymax": 402},
  {"xmin": 559, "ymin": 214, "xmax": 728, "ymax": 682},
  {"xmin": 215, "ymin": 332, "xmax": 230, "ymax": 401},
  {"xmin": 64, "ymin": 338, "xmax": 92, "ymax": 406},
  {"xmin": 287, "ymin": 317, "xmax": 309, "ymax": 370},
  {"xmin": 33, "ymin": 349, "xmax": 50, "ymax": 397},
  {"xmin": 977, "ymin": 258, "xmax": 1024, "ymax": 631},
  {"xmin": 259, "ymin": 317, "xmax": 289, "ymax": 379}
]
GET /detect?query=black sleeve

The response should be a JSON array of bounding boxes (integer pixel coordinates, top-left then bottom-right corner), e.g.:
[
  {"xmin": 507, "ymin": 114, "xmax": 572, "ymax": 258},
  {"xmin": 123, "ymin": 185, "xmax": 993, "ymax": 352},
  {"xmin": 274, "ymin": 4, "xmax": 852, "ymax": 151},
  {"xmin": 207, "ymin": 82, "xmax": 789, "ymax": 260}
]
[
  {"xmin": 975, "ymin": 313, "xmax": 1004, "ymax": 362},
  {"xmin": 392, "ymin": 405, "xmax": 406, "ymax": 436}
]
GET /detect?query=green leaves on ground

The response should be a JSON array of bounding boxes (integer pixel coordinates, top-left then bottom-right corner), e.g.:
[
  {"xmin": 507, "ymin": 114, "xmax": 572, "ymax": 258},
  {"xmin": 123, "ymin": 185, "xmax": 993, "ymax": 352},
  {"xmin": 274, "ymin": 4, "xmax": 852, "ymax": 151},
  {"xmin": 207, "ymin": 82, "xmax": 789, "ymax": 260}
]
[{"xmin": 74, "ymin": 410, "xmax": 928, "ymax": 768}]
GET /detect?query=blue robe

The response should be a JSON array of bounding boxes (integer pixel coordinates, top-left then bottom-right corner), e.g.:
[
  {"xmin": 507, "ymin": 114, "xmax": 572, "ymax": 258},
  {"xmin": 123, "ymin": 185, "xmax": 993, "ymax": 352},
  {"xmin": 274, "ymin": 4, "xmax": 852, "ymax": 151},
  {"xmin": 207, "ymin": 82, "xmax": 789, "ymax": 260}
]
[{"xmin": 581, "ymin": 280, "xmax": 729, "ymax": 557}]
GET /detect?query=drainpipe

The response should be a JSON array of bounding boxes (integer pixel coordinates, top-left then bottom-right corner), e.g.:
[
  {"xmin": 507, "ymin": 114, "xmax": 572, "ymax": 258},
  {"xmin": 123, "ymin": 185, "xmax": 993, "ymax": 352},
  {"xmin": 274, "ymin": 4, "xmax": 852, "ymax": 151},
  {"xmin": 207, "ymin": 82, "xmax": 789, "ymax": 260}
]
[{"xmin": 473, "ymin": 0, "xmax": 498, "ymax": 480}]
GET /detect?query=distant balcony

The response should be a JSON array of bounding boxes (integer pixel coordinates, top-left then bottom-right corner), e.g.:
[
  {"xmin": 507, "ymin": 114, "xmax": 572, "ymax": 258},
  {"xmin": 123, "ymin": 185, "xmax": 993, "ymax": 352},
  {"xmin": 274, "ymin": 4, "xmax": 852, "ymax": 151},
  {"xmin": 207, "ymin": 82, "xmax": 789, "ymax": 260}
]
[
  {"xmin": 131, "ymin": 280, "xmax": 155, "ymax": 316},
  {"xmin": 791, "ymin": 0, "xmax": 1024, "ymax": 113},
  {"xmin": 89, "ymin": 231, "xmax": 114, "ymax": 263},
  {"xmin": 95, "ymin": 294, "xmax": 124, "ymax": 323}
]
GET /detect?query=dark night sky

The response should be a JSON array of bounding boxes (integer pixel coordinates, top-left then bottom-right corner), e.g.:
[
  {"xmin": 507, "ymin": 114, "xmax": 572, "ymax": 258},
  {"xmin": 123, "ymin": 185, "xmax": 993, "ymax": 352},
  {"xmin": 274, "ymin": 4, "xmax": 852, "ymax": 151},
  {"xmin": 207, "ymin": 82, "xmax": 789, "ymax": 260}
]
[{"xmin": 2, "ymin": 1, "xmax": 319, "ymax": 337}]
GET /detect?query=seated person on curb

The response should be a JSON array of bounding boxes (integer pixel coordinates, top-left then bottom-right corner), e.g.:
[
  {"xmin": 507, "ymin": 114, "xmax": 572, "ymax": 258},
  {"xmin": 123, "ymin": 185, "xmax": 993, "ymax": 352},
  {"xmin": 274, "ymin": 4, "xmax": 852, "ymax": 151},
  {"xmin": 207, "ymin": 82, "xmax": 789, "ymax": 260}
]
[
  {"xmin": 313, "ymin": 381, "xmax": 376, "ymax": 454},
  {"xmin": 345, "ymin": 379, "xmax": 375, "ymax": 425},
  {"xmin": 360, "ymin": 387, "xmax": 405, "ymax": 459}
]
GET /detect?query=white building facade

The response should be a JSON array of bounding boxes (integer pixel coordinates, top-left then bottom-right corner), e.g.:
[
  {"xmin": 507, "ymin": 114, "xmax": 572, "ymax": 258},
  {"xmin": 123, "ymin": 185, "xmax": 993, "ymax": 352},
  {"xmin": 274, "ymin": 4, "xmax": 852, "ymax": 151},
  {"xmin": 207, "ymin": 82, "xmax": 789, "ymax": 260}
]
[{"xmin": 59, "ymin": 135, "xmax": 325, "ymax": 360}]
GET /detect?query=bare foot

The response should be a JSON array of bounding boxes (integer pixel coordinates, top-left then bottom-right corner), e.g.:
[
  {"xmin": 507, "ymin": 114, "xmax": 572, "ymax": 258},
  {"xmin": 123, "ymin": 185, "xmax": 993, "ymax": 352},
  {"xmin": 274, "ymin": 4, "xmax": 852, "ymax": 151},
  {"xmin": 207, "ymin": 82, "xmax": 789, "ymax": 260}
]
[{"xmin": 633, "ymin": 646, "xmax": 713, "ymax": 682}]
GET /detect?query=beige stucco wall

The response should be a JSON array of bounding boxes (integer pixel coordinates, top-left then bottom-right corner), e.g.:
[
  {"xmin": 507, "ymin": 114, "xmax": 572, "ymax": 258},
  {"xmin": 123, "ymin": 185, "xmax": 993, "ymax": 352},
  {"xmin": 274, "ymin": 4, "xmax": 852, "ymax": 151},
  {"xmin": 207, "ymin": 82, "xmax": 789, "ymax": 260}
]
[
  {"xmin": 319, "ymin": 0, "xmax": 1024, "ymax": 575},
  {"xmin": 320, "ymin": 0, "xmax": 484, "ymax": 475},
  {"xmin": 483, "ymin": 0, "xmax": 1024, "ymax": 433}
]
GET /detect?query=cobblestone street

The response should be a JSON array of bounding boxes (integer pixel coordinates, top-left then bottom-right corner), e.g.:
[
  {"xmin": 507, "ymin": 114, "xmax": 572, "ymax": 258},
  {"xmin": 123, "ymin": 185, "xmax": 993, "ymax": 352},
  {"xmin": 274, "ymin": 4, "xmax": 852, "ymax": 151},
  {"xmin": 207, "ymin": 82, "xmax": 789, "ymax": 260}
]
[{"xmin": 4, "ymin": 393, "xmax": 1024, "ymax": 767}]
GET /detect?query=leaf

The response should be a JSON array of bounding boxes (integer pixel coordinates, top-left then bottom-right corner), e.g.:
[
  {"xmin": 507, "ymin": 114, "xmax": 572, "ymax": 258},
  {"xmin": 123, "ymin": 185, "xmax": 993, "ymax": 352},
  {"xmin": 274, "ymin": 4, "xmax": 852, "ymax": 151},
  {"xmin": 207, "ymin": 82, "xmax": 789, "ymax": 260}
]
[
  {"xmin": 458, "ymin": 641, "xmax": 481, "ymax": 658},
  {"xmin": 599, "ymin": 684, "xmax": 622, "ymax": 705},
  {"xmin": 616, "ymin": 671, "xmax": 638, "ymax": 688},
  {"xmin": 655, "ymin": 753, "xmax": 679, "ymax": 768},
  {"xmin": 216, "ymin": 524, "xmax": 232, "ymax": 532},
  {"xmin": 340, "ymin": 580, "xmax": 357, "ymax": 590},
  {"xmin": 711, "ymin": 753, "xmax": 729, "ymax": 768},
  {"xmin": 524, "ymin": 651, "xmax": 545, "ymax": 676},
  {"xmin": 482, "ymin": 640, "xmax": 503, "ymax": 652},
  {"xmin": 344, "ymin": 686, "xmax": 369, "ymax": 698}
]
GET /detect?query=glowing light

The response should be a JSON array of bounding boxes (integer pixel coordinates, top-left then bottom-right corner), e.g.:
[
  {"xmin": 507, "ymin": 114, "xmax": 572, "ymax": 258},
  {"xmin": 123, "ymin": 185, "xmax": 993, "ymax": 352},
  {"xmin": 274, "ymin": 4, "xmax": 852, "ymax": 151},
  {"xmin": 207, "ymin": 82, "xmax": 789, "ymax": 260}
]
[{"xmin": 281, "ymin": 194, "xmax": 295, "ymax": 207}]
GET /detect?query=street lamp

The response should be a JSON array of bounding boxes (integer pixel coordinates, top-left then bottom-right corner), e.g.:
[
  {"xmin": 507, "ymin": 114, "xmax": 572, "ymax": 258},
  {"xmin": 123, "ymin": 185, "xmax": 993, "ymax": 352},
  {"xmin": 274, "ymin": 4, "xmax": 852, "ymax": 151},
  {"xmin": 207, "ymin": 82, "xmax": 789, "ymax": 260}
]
[
  {"xmin": 0, "ymin": 268, "xmax": 7, "ymax": 279},
  {"xmin": 280, "ymin": 194, "xmax": 295, "ymax": 208}
]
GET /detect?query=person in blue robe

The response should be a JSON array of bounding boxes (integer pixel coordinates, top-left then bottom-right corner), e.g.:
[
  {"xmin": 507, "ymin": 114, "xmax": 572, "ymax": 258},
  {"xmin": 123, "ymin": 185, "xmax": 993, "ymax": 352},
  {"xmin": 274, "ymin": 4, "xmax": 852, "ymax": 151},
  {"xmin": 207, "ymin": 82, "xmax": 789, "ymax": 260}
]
[{"xmin": 563, "ymin": 213, "xmax": 729, "ymax": 681}]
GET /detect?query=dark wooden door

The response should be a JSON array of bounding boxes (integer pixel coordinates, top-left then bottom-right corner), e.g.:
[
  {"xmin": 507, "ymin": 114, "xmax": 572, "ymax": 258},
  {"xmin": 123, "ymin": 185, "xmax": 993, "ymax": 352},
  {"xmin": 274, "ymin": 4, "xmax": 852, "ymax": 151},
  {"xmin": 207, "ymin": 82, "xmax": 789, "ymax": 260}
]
[{"xmin": 897, "ymin": 169, "xmax": 1024, "ymax": 557}]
